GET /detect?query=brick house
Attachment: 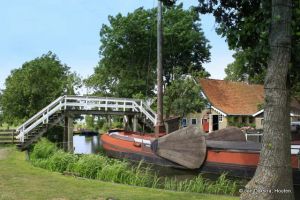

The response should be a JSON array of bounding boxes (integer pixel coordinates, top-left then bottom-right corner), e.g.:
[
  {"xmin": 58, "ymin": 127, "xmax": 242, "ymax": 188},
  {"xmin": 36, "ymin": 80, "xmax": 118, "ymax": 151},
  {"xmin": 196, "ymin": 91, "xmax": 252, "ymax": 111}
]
[{"xmin": 182, "ymin": 79, "xmax": 300, "ymax": 133}]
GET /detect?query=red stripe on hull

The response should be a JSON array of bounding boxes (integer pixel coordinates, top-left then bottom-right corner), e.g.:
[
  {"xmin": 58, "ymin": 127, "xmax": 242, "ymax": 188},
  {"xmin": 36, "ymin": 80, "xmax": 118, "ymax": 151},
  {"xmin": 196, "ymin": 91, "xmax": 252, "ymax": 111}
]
[
  {"xmin": 206, "ymin": 149, "xmax": 299, "ymax": 169},
  {"xmin": 101, "ymin": 134, "xmax": 299, "ymax": 169}
]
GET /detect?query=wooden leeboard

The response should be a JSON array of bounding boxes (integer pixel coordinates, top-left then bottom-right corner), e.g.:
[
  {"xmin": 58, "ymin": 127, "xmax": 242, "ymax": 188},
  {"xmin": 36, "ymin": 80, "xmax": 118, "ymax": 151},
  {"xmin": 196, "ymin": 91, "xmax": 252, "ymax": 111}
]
[
  {"xmin": 154, "ymin": 126, "xmax": 206, "ymax": 169},
  {"xmin": 206, "ymin": 127, "xmax": 246, "ymax": 141}
]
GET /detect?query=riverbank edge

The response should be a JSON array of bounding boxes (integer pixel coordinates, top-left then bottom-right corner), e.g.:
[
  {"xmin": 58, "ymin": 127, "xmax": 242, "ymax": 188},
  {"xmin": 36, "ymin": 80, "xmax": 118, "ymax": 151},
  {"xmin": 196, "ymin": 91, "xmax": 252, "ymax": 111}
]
[{"xmin": 0, "ymin": 146, "xmax": 239, "ymax": 200}]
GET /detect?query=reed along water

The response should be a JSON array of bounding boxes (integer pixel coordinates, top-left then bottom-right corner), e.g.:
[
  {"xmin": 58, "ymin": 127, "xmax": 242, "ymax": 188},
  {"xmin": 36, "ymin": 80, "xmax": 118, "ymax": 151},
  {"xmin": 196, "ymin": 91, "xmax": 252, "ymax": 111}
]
[{"xmin": 73, "ymin": 134, "xmax": 300, "ymax": 198}]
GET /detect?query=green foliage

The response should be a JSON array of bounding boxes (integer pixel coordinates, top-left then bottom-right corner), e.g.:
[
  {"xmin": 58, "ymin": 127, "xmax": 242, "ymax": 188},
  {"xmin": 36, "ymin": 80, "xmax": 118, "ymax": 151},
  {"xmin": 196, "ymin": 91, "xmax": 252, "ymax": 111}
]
[
  {"xmin": 100, "ymin": 121, "xmax": 124, "ymax": 132},
  {"xmin": 198, "ymin": 0, "xmax": 300, "ymax": 95},
  {"xmin": 44, "ymin": 126, "xmax": 64, "ymax": 145},
  {"xmin": 30, "ymin": 138, "xmax": 57, "ymax": 160},
  {"xmin": 69, "ymin": 154, "xmax": 107, "ymax": 178},
  {"xmin": 163, "ymin": 173, "xmax": 237, "ymax": 195},
  {"xmin": 0, "ymin": 114, "xmax": 3, "ymax": 127},
  {"xmin": 0, "ymin": 52, "xmax": 81, "ymax": 124},
  {"xmin": 112, "ymin": 121, "xmax": 123, "ymax": 129},
  {"xmin": 86, "ymin": 4, "xmax": 211, "ymax": 98},
  {"xmin": 85, "ymin": 115, "xmax": 95, "ymax": 130},
  {"xmin": 84, "ymin": 115, "xmax": 107, "ymax": 131},
  {"xmin": 30, "ymin": 139, "xmax": 238, "ymax": 196},
  {"xmin": 227, "ymin": 116, "xmax": 256, "ymax": 128},
  {"xmin": 47, "ymin": 150, "xmax": 78, "ymax": 173},
  {"xmin": 161, "ymin": 0, "xmax": 177, "ymax": 7},
  {"xmin": 101, "ymin": 122, "xmax": 111, "ymax": 132},
  {"xmin": 95, "ymin": 118, "xmax": 106, "ymax": 131},
  {"xmin": 224, "ymin": 50, "xmax": 266, "ymax": 84},
  {"xmin": 164, "ymin": 76, "xmax": 206, "ymax": 117}
]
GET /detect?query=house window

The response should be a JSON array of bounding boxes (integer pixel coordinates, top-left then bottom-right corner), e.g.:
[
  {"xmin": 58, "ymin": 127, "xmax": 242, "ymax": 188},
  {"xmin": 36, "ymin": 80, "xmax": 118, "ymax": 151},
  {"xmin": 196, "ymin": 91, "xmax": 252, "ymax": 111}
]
[
  {"xmin": 218, "ymin": 115, "xmax": 223, "ymax": 122},
  {"xmin": 249, "ymin": 117, "xmax": 254, "ymax": 124},
  {"xmin": 242, "ymin": 116, "xmax": 247, "ymax": 123},
  {"xmin": 182, "ymin": 118, "xmax": 187, "ymax": 127},
  {"xmin": 191, "ymin": 118, "xmax": 197, "ymax": 125},
  {"xmin": 261, "ymin": 119, "xmax": 264, "ymax": 126}
]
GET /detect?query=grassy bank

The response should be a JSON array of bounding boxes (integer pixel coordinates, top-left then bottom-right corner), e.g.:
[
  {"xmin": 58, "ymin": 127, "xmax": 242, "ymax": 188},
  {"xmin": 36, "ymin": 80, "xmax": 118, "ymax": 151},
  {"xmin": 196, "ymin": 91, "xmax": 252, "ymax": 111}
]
[
  {"xmin": 30, "ymin": 139, "xmax": 238, "ymax": 195},
  {"xmin": 0, "ymin": 146, "xmax": 238, "ymax": 200}
]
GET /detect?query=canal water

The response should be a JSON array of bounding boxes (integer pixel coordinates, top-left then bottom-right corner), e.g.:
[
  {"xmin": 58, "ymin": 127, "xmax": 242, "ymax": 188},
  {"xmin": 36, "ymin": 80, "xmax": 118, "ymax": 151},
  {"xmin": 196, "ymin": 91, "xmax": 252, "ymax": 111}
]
[
  {"xmin": 73, "ymin": 134, "xmax": 101, "ymax": 154},
  {"xmin": 73, "ymin": 134, "xmax": 300, "ymax": 198}
]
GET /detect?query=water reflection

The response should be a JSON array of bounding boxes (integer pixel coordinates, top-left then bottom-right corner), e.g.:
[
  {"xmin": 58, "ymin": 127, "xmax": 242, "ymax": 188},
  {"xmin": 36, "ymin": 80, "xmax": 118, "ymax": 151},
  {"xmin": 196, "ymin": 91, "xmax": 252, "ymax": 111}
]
[{"xmin": 73, "ymin": 135, "xmax": 101, "ymax": 154}]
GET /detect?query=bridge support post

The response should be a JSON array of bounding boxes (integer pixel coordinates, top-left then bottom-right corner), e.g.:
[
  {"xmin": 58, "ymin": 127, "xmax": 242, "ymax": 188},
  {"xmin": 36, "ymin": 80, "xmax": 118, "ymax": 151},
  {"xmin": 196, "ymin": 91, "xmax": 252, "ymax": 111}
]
[
  {"xmin": 67, "ymin": 116, "xmax": 74, "ymax": 153},
  {"xmin": 108, "ymin": 115, "xmax": 112, "ymax": 128},
  {"xmin": 123, "ymin": 115, "xmax": 128, "ymax": 130},
  {"xmin": 133, "ymin": 115, "xmax": 138, "ymax": 132},
  {"xmin": 63, "ymin": 116, "xmax": 68, "ymax": 151}
]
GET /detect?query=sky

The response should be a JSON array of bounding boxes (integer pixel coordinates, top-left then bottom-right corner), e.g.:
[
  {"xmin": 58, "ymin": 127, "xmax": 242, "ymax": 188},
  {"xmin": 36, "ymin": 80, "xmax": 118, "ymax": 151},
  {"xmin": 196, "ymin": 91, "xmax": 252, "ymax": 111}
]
[{"xmin": 0, "ymin": 0, "xmax": 234, "ymax": 91}]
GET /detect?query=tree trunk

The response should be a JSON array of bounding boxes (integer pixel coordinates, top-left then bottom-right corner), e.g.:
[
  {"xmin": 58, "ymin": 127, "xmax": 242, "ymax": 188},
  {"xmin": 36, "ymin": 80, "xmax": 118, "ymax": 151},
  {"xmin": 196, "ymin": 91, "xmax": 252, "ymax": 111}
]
[{"xmin": 241, "ymin": 0, "xmax": 294, "ymax": 199}]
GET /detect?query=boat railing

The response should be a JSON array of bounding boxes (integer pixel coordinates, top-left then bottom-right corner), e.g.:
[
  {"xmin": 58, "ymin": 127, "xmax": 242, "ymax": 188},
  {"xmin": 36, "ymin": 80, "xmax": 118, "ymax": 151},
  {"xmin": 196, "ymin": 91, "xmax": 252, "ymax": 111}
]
[{"xmin": 245, "ymin": 132, "xmax": 263, "ymax": 143}]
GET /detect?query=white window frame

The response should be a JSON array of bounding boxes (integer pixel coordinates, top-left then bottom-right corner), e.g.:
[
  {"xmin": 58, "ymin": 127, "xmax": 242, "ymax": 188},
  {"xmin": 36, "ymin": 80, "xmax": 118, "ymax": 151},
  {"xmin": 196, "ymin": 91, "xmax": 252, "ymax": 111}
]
[
  {"xmin": 218, "ymin": 115, "xmax": 223, "ymax": 122},
  {"xmin": 191, "ymin": 118, "xmax": 197, "ymax": 125},
  {"xmin": 182, "ymin": 118, "xmax": 187, "ymax": 127}
]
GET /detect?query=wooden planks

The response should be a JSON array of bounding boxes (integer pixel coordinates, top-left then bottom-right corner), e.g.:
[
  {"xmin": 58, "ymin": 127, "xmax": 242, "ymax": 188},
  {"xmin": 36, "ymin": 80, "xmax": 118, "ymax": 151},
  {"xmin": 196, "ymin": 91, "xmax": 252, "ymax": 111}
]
[
  {"xmin": 153, "ymin": 126, "xmax": 207, "ymax": 169},
  {"xmin": 0, "ymin": 130, "xmax": 17, "ymax": 144}
]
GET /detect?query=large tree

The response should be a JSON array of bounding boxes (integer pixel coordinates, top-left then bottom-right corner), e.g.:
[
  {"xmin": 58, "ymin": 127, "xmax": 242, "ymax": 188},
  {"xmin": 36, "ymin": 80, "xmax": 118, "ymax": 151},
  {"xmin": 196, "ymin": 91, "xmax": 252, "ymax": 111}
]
[
  {"xmin": 242, "ymin": 1, "xmax": 294, "ymax": 199},
  {"xmin": 164, "ymin": 74, "xmax": 206, "ymax": 118},
  {"xmin": 1, "ymin": 52, "xmax": 80, "ymax": 124},
  {"xmin": 197, "ymin": 0, "xmax": 294, "ymax": 199},
  {"xmin": 86, "ymin": 4, "xmax": 211, "ymax": 98}
]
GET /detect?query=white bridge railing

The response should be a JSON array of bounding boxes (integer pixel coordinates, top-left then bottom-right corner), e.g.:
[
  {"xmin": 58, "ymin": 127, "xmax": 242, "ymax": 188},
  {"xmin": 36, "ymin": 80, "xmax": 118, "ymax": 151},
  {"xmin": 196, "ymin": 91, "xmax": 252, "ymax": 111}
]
[{"xmin": 16, "ymin": 95, "xmax": 157, "ymax": 142}]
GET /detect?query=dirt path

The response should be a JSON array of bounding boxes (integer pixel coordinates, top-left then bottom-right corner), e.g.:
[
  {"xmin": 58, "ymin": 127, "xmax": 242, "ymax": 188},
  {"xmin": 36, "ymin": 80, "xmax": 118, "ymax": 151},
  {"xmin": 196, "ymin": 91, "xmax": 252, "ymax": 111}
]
[{"xmin": 0, "ymin": 148, "xmax": 9, "ymax": 160}]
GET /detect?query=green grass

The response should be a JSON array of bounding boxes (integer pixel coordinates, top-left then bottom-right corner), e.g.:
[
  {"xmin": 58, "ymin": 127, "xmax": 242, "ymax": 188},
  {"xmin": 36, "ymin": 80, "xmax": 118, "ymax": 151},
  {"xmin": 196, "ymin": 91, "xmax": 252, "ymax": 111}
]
[
  {"xmin": 30, "ymin": 139, "xmax": 238, "ymax": 195},
  {"xmin": 0, "ymin": 146, "xmax": 239, "ymax": 200}
]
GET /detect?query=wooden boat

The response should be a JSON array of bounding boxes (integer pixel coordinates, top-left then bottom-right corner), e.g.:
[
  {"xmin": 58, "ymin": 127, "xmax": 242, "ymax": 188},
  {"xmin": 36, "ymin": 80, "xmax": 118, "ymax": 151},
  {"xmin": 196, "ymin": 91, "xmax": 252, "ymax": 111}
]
[
  {"xmin": 100, "ymin": 127, "xmax": 300, "ymax": 185},
  {"xmin": 101, "ymin": 129, "xmax": 184, "ymax": 168}
]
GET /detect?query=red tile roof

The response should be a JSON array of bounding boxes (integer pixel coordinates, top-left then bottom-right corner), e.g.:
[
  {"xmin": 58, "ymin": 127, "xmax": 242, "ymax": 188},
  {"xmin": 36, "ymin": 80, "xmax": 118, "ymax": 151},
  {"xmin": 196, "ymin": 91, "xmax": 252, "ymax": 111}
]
[{"xmin": 199, "ymin": 79, "xmax": 264, "ymax": 115}]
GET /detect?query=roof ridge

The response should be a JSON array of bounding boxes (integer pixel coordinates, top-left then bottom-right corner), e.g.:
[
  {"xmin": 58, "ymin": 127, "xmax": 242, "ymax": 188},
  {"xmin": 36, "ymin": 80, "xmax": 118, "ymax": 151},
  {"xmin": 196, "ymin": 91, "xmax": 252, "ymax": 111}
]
[{"xmin": 200, "ymin": 78, "xmax": 263, "ymax": 87}]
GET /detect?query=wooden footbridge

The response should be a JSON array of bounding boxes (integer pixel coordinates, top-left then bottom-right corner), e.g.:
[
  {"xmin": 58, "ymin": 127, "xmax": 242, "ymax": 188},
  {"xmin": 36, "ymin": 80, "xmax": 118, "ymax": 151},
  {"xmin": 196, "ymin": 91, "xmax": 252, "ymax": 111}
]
[{"xmin": 16, "ymin": 95, "xmax": 157, "ymax": 150}]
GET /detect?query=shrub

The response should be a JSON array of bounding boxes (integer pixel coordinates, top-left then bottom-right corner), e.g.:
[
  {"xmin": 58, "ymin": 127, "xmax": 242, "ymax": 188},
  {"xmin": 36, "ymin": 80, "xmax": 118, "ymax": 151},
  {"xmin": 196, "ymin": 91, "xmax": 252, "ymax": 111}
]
[
  {"xmin": 48, "ymin": 150, "xmax": 78, "ymax": 173},
  {"xmin": 97, "ymin": 160, "xmax": 129, "ymax": 183},
  {"xmin": 31, "ymin": 138, "xmax": 57, "ymax": 160},
  {"xmin": 69, "ymin": 154, "xmax": 107, "ymax": 179},
  {"xmin": 31, "ymin": 158, "xmax": 51, "ymax": 169}
]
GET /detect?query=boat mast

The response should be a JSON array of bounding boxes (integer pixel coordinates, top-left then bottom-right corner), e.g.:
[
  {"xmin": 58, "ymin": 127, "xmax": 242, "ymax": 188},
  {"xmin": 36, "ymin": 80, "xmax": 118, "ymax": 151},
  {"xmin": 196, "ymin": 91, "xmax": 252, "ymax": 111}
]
[{"xmin": 155, "ymin": 0, "xmax": 164, "ymax": 134}]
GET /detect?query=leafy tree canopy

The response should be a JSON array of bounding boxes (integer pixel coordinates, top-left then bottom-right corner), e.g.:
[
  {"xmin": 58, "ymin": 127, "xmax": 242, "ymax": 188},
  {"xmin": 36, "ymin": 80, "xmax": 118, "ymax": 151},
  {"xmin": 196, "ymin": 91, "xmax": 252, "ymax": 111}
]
[
  {"xmin": 164, "ymin": 74, "xmax": 206, "ymax": 118},
  {"xmin": 161, "ymin": 0, "xmax": 177, "ymax": 7},
  {"xmin": 197, "ymin": 0, "xmax": 300, "ymax": 95},
  {"xmin": 0, "ymin": 52, "xmax": 81, "ymax": 124},
  {"xmin": 86, "ymin": 4, "xmax": 211, "ymax": 98}
]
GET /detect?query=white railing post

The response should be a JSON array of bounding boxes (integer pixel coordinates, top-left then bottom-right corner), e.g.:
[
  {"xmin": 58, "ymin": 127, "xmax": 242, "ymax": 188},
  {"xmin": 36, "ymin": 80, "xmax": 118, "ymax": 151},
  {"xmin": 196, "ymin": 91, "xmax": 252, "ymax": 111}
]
[
  {"xmin": 85, "ymin": 96, "xmax": 88, "ymax": 110},
  {"xmin": 46, "ymin": 108, "xmax": 49, "ymax": 123}
]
